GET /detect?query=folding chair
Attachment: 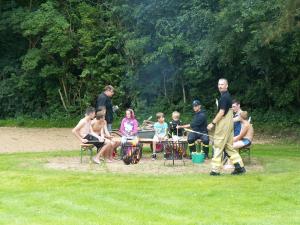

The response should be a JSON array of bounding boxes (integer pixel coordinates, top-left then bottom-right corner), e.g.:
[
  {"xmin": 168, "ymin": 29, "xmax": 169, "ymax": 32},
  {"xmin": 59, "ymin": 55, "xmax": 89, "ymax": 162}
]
[{"xmin": 80, "ymin": 144, "xmax": 95, "ymax": 163}]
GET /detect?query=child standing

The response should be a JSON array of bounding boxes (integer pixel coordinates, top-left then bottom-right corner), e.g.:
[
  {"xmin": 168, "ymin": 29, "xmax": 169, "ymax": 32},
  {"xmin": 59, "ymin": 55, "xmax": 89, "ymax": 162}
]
[{"xmin": 152, "ymin": 112, "xmax": 168, "ymax": 160}]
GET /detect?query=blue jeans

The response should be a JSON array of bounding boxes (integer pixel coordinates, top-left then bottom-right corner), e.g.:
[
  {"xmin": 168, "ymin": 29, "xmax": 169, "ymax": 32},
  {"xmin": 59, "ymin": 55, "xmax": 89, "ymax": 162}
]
[{"xmin": 107, "ymin": 124, "xmax": 112, "ymax": 132}]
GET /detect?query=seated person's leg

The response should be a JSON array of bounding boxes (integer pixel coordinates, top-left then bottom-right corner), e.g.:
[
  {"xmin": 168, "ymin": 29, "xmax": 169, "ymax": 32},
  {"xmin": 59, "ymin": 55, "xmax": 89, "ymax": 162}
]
[
  {"xmin": 201, "ymin": 135, "xmax": 210, "ymax": 159},
  {"xmin": 97, "ymin": 141, "xmax": 113, "ymax": 160},
  {"xmin": 233, "ymin": 140, "xmax": 244, "ymax": 149},
  {"xmin": 84, "ymin": 134, "xmax": 104, "ymax": 152},
  {"xmin": 104, "ymin": 139, "xmax": 115, "ymax": 160},
  {"xmin": 152, "ymin": 135, "xmax": 159, "ymax": 160},
  {"xmin": 233, "ymin": 138, "xmax": 251, "ymax": 149},
  {"xmin": 121, "ymin": 136, "xmax": 127, "ymax": 144},
  {"xmin": 187, "ymin": 132, "xmax": 198, "ymax": 157}
]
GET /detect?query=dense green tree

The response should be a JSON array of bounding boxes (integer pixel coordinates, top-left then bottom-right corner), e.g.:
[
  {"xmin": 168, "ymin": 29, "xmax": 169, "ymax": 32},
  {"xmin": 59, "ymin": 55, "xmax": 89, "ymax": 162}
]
[{"xmin": 0, "ymin": 0, "xmax": 299, "ymax": 123}]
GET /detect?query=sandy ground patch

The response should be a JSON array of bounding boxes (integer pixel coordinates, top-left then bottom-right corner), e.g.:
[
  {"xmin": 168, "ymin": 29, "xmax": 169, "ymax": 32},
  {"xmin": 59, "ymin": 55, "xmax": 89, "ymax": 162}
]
[
  {"xmin": 45, "ymin": 155, "xmax": 263, "ymax": 175},
  {"xmin": 0, "ymin": 127, "xmax": 273, "ymax": 153},
  {"xmin": 0, "ymin": 127, "xmax": 79, "ymax": 153}
]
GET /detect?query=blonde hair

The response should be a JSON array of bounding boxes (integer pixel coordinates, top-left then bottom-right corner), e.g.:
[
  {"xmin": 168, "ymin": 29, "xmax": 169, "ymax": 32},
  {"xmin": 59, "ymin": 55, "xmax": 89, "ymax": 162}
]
[
  {"xmin": 219, "ymin": 78, "xmax": 228, "ymax": 85},
  {"xmin": 172, "ymin": 111, "xmax": 180, "ymax": 119},
  {"xmin": 104, "ymin": 85, "xmax": 114, "ymax": 91},
  {"xmin": 240, "ymin": 111, "xmax": 248, "ymax": 120},
  {"xmin": 156, "ymin": 112, "xmax": 164, "ymax": 120}
]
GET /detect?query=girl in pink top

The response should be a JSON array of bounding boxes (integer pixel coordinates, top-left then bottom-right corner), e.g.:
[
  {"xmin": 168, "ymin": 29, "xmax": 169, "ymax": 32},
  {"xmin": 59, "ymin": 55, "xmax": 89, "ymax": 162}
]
[{"xmin": 119, "ymin": 109, "xmax": 139, "ymax": 143}]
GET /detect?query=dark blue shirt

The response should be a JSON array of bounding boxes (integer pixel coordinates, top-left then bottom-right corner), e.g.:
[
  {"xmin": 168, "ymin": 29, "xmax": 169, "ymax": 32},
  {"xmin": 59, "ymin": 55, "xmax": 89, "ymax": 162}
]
[
  {"xmin": 96, "ymin": 93, "xmax": 113, "ymax": 123},
  {"xmin": 190, "ymin": 110, "xmax": 208, "ymax": 133},
  {"xmin": 233, "ymin": 112, "xmax": 241, "ymax": 136}
]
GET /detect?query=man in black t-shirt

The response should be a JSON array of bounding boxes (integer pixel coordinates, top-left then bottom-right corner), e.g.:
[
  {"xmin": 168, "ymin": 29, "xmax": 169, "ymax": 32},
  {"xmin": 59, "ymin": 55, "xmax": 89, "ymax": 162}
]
[
  {"xmin": 178, "ymin": 100, "xmax": 209, "ymax": 159},
  {"xmin": 207, "ymin": 78, "xmax": 245, "ymax": 176},
  {"xmin": 95, "ymin": 85, "xmax": 115, "ymax": 131}
]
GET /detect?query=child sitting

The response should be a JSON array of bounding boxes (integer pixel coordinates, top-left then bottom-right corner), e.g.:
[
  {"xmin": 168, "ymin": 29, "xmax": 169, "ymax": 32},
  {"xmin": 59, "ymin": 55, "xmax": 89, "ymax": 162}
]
[
  {"xmin": 233, "ymin": 111, "xmax": 254, "ymax": 149},
  {"xmin": 152, "ymin": 112, "xmax": 168, "ymax": 160},
  {"xmin": 119, "ymin": 109, "xmax": 139, "ymax": 143},
  {"xmin": 168, "ymin": 111, "xmax": 184, "ymax": 140},
  {"xmin": 91, "ymin": 110, "xmax": 120, "ymax": 162},
  {"xmin": 72, "ymin": 107, "xmax": 111, "ymax": 164}
]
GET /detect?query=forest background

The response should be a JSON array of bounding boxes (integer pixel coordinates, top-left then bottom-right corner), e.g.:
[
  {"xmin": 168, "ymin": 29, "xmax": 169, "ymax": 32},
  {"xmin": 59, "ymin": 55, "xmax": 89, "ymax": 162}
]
[{"xmin": 1, "ymin": 0, "xmax": 300, "ymax": 135}]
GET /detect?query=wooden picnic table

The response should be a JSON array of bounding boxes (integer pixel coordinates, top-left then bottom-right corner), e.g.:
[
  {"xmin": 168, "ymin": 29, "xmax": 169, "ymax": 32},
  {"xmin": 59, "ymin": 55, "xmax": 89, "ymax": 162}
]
[{"xmin": 111, "ymin": 129, "xmax": 188, "ymax": 150}]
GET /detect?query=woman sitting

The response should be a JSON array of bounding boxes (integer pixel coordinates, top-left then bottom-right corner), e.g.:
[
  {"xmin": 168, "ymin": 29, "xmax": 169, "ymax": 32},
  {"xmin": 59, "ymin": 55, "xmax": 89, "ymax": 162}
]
[{"xmin": 233, "ymin": 111, "xmax": 254, "ymax": 149}]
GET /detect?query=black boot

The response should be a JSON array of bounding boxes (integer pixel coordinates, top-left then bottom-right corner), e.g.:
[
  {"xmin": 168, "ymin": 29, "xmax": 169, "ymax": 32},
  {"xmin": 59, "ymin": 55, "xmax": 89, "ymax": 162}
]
[
  {"xmin": 209, "ymin": 171, "xmax": 220, "ymax": 176},
  {"xmin": 231, "ymin": 163, "xmax": 246, "ymax": 175},
  {"xmin": 203, "ymin": 146, "xmax": 209, "ymax": 159},
  {"xmin": 189, "ymin": 145, "xmax": 196, "ymax": 159}
]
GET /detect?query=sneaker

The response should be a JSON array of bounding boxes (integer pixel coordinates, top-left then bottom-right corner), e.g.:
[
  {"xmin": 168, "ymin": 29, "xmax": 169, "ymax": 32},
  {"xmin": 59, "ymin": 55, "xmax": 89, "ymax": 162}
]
[
  {"xmin": 92, "ymin": 157, "xmax": 101, "ymax": 164},
  {"xmin": 209, "ymin": 171, "xmax": 220, "ymax": 176},
  {"xmin": 231, "ymin": 167, "xmax": 246, "ymax": 175},
  {"xmin": 152, "ymin": 153, "xmax": 157, "ymax": 160}
]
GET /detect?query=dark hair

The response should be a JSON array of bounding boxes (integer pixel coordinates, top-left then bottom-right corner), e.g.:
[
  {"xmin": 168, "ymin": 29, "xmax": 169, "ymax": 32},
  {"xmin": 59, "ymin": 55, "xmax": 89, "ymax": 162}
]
[
  {"xmin": 85, "ymin": 107, "xmax": 95, "ymax": 115},
  {"xmin": 96, "ymin": 111, "xmax": 105, "ymax": 120},
  {"xmin": 232, "ymin": 99, "xmax": 240, "ymax": 105},
  {"xmin": 97, "ymin": 106, "xmax": 106, "ymax": 112}
]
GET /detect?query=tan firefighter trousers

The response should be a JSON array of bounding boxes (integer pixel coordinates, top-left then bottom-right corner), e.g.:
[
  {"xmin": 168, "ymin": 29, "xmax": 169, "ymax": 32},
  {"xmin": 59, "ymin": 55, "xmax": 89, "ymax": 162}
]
[{"xmin": 211, "ymin": 109, "xmax": 244, "ymax": 173}]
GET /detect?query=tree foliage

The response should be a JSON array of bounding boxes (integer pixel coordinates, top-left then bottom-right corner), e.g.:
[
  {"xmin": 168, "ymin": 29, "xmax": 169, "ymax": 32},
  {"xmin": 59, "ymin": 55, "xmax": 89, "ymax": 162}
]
[{"xmin": 0, "ymin": 0, "xmax": 299, "ymax": 121}]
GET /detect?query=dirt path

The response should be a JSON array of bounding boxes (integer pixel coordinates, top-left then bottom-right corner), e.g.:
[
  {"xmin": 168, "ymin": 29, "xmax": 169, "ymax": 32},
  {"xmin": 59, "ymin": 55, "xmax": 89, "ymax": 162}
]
[
  {"xmin": 45, "ymin": 156, "xmax": 263, "ymax": 175},
  {"xmin": 1, "ymin": 127, "xmax": 265, "ymax": 174},
  {"xmin": 0, "ymin": 127, "xmax": 272, "ymax": 153},
  {"xmin": 0, "ymin": 127, "xmax": 79, "ymax": 153}
]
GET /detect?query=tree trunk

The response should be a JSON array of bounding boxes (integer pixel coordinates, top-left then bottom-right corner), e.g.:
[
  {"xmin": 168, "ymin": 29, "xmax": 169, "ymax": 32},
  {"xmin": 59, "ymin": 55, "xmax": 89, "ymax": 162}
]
[
  {"xmin": 58, "ymin": 89, "xmax": 68, "ymax": 112},
  {"xmin": 163, "ymin": 73, "xmax": 167, "ymax": 98},
  {"xmin": 61, "ymin": 77, "xmax": 69, "ymax": 106},
  {"xmin": 180, "ymin": 75, "xmax": 186, "ymax": 104}
]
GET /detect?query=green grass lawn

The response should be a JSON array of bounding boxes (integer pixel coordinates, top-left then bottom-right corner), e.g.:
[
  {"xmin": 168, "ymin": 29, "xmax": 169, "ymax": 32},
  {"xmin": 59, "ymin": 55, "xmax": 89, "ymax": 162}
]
[{"xmin": 0, "ymin": 144, "xmax": 300, "ymax": 225}]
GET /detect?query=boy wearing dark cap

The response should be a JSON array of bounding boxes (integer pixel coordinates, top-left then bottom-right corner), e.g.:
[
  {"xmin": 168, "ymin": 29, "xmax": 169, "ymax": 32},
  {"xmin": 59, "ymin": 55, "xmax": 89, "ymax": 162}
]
[{"xmin": 177, "ymin": 100, "xmax": 209, "ymax": 159}]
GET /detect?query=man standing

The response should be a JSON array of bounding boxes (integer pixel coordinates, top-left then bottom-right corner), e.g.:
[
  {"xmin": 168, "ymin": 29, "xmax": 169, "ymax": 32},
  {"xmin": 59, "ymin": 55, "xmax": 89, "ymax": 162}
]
[
  {"xmin": 232, "ymin": 99, "xmax": 243, "ymax": 137},
  {"xmin": 207, "ymin": 79, "xmax": 246, "ymax": 175},
  {"xmin": 178, "ymin": 100, "xmax": 209, "ymax": 159},
  {"xmin": 96, "ymin": 85, "xmax": 115, "ymax": 132}
]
